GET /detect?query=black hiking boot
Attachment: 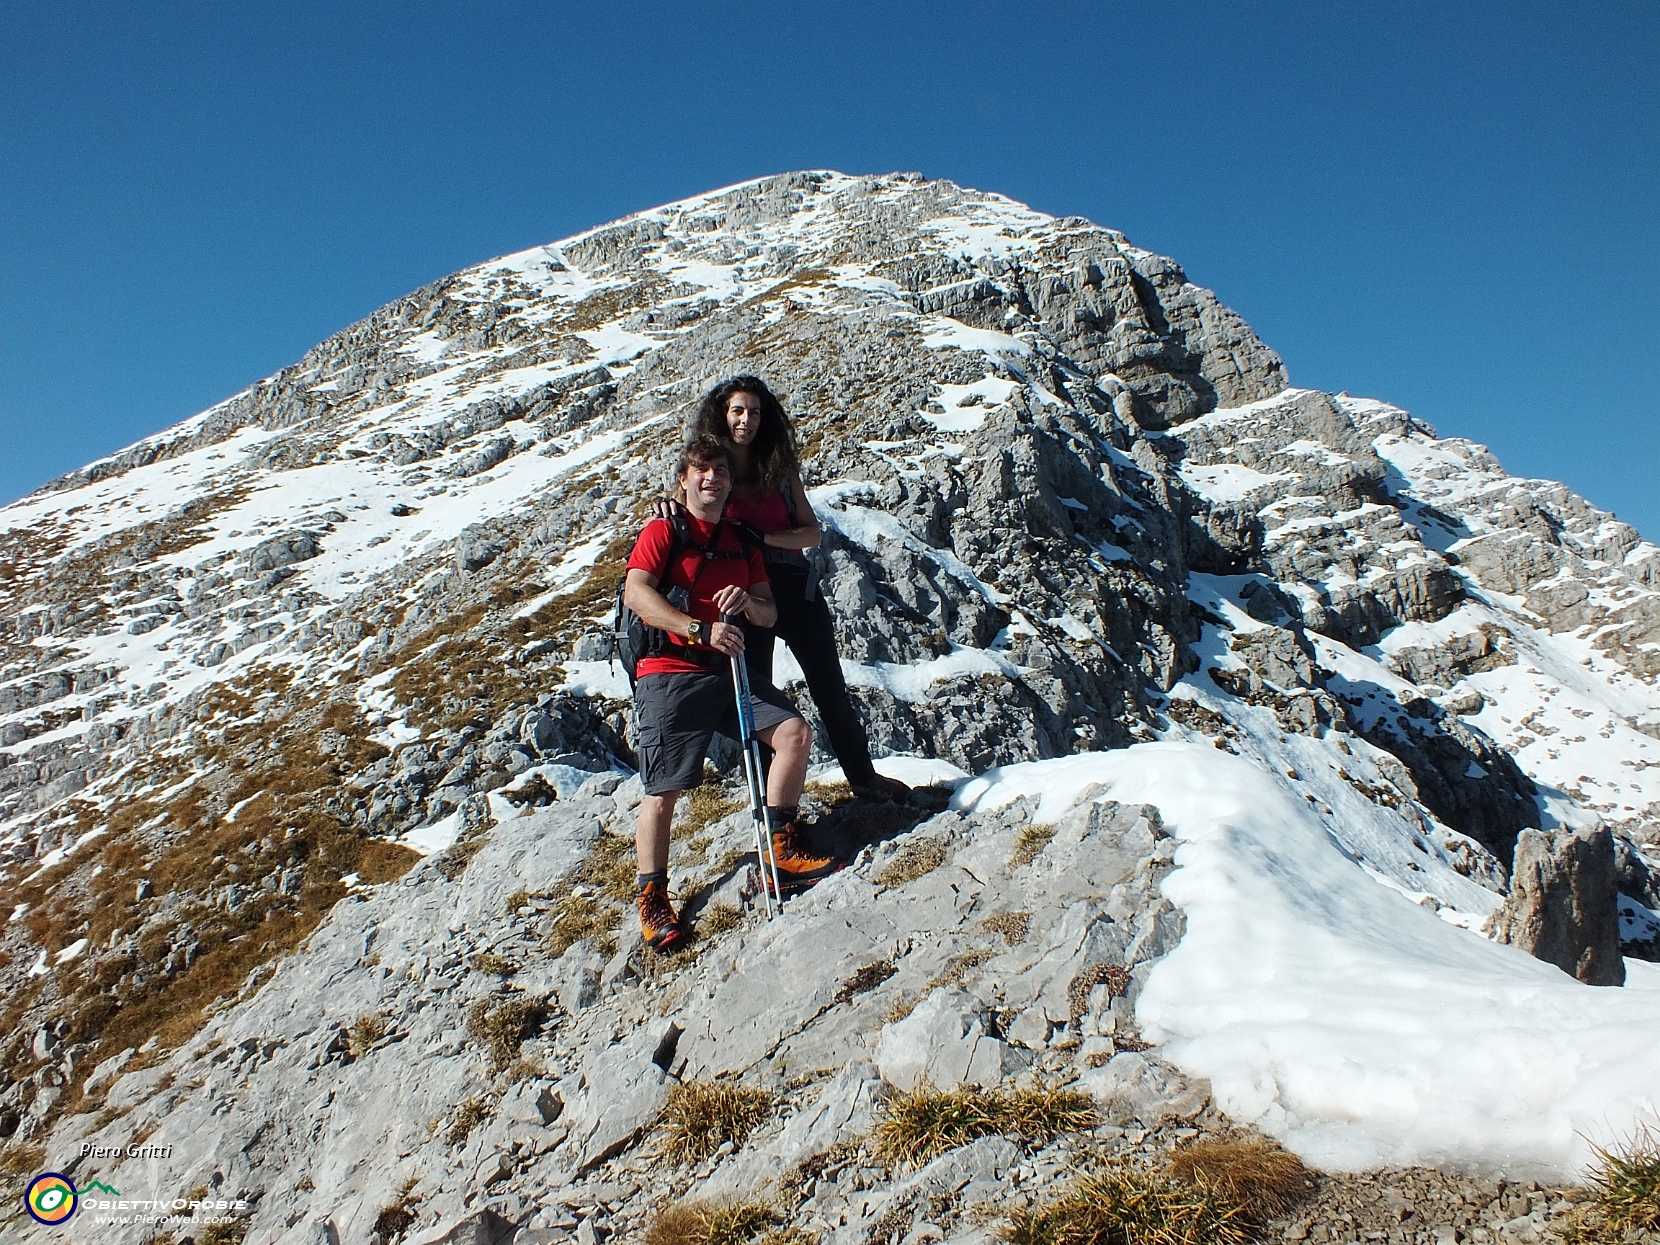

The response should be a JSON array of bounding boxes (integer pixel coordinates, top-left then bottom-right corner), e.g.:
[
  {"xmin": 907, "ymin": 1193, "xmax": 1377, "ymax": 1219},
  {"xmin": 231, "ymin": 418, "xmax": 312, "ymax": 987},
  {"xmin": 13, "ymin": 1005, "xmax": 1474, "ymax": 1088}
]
[{"xmin": 849, "ymin": 772, "xmax": 911, "ymax": 802}]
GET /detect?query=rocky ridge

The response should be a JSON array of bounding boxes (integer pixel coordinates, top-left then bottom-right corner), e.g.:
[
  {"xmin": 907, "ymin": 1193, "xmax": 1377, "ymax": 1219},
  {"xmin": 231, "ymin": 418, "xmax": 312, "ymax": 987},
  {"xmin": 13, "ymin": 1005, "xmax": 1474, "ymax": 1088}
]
[
  {"xmin": 0, "ymin": 171, "xmax": 1658, "ymax": 1240},
  {"xmin": 5, "ymin": 780, "xmax": 1599, "ymax": 1245}
]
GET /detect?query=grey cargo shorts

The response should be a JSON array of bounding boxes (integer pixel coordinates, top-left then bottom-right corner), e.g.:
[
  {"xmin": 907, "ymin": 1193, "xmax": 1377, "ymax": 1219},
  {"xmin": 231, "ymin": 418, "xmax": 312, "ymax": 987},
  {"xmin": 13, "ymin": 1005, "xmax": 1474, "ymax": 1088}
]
[{"xmin": 633, "ymin": 669, "xmax": 801, "ymax": 795}]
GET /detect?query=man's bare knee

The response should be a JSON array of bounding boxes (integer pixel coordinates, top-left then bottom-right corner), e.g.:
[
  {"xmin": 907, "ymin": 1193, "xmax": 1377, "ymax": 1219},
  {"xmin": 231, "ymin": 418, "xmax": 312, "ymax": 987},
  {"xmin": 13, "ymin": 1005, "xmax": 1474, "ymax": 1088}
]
[{"xmin": 766, "ymin": 716, "xmax": 810, "ymax": 754}]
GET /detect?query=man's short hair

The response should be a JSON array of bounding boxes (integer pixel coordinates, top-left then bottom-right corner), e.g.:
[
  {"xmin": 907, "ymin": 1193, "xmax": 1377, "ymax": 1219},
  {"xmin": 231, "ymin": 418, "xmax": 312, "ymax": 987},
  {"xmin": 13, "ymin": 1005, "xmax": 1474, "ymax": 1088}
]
[{"xmin": 676, "ymin": 435, "xmax": 735, "ymax": 479}]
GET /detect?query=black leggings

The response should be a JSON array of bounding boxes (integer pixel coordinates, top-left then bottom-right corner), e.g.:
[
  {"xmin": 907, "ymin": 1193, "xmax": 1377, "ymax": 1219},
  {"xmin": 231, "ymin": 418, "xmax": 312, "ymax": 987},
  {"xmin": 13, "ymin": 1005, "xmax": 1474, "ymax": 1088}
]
[{"xmin": 746, "ymin": 562, "xmax": 877, "ymax": 783}]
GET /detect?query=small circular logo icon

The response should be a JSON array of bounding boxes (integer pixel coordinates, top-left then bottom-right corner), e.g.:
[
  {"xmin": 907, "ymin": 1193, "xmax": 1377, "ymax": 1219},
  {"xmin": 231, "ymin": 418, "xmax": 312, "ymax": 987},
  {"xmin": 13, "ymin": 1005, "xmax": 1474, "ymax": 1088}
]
[{"xmin": 26, "ymin": 1173, "xmax": 78, "ymax": 1225}]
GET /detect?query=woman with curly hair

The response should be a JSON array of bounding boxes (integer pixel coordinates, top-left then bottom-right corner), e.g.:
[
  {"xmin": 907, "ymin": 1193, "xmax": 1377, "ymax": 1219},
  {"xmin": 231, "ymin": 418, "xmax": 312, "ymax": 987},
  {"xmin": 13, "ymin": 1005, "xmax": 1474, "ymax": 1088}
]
[{"xmin": 663, "ymin": 375, "xmax": 909, "ymax": 802}]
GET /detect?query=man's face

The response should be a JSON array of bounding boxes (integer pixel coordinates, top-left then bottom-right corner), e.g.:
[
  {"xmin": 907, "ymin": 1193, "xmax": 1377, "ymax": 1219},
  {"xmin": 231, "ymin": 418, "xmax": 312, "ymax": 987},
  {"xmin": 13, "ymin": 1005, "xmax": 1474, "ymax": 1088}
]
[{"xmin": 682, "ymin": 456, "xmax": 732, "ymax": 509}]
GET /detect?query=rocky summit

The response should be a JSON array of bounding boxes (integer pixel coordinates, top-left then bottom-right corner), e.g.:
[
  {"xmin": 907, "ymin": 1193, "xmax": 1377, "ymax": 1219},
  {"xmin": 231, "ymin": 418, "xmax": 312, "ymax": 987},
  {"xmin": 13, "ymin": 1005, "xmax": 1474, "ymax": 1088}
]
[{"xmin": 2, "ymin": 171, "xmax": 1659, "ymax": 1245}]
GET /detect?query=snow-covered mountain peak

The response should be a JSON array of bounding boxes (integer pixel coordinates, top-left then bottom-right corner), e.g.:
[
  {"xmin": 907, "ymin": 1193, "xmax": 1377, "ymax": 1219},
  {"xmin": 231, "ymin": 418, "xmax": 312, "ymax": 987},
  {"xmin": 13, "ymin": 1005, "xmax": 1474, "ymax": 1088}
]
[{"xmin": 2, "ymin": 173, "xmax": 1658, "ymax": 1221}]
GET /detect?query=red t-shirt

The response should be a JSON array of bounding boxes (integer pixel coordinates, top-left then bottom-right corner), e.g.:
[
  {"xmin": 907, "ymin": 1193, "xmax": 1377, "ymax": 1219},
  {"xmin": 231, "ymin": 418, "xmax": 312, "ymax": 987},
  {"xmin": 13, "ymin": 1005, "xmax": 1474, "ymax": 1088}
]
[{"xmin": 626, "ymin": 515, "xmax": 768, "ymax": 676}]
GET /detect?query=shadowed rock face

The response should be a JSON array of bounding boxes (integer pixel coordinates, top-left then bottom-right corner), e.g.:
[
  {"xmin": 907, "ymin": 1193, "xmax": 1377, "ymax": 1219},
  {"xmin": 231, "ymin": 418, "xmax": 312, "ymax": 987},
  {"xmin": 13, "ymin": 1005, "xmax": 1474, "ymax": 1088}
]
[
  {"xmin": 1487, "ymin": 824, "xmax": 1624, "ymax": 986},
  {"xmin": 1357, "ymin": 703, "xmax": 1539, "ymax": 870}
]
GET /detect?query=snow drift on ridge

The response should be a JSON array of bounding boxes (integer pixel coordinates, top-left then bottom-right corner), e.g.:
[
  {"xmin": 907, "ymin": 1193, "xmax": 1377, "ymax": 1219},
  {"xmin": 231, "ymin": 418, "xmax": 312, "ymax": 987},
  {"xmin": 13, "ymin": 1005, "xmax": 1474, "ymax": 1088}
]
[{"xmin": 955, "ymin": 741, "xmax": 1660, "ymax": 1179}]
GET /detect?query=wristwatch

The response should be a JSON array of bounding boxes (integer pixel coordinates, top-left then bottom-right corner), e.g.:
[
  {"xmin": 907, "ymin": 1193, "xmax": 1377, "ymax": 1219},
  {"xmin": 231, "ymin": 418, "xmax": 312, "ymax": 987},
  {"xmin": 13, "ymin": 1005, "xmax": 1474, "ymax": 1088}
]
[{"xmin": 686, "ymin": 619, "xmax": 706, "ymax": 645}]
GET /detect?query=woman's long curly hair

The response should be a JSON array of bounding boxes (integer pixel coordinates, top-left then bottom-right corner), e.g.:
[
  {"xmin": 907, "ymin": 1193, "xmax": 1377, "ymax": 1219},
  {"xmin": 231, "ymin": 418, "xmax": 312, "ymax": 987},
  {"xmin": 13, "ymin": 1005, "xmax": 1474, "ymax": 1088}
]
[{"xmin": 688, "ymin": 375, "xmax": 801, "ymax": 497}]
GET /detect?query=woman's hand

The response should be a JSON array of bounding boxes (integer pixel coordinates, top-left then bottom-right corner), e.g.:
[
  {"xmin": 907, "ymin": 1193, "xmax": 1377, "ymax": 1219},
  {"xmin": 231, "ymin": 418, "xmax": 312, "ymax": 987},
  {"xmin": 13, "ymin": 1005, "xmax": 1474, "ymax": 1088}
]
[
  {"xmin": 649, "ymin": 497, "xmax": 684, "ymax": 523},
  {"xmin": 756, "ymin": 471, "xmax": 819, "ymax": 550}
]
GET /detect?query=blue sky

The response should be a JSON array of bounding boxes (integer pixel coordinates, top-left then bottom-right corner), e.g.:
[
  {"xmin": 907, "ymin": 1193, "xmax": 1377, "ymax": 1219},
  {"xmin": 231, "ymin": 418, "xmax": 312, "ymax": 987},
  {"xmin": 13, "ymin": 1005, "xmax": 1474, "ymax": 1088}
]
[{"xmin": 3, "ymin": 1, "xmax": 1655, "ymax": 536}]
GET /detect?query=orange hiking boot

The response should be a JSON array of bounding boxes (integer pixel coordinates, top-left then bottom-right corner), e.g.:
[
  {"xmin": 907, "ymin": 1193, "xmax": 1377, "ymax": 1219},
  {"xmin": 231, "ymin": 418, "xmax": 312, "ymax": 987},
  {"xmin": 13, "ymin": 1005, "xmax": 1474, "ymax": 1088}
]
[
  {"xmin": 636, "ymin": 878, "xmax": 684, "ymax": 950},
  {"xmin": 763, "ymin": 821, "xmax": 842, "ymax": 894}
]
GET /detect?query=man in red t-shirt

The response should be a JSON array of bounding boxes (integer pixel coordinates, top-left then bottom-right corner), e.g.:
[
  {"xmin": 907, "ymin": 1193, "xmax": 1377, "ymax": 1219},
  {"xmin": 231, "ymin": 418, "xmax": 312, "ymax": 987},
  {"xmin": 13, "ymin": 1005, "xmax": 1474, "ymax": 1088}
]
[{"xmin": 623, "ymin": 436, "xmax": 838, "ymax": 949}]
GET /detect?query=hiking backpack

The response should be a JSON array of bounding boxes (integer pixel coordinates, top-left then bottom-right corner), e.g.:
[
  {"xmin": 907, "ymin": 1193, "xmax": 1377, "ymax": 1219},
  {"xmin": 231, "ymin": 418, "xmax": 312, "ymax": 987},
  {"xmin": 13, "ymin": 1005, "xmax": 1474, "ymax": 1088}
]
[{"xmin": 611, "ymin": 512, "xmax": 753, "ymax": 688}]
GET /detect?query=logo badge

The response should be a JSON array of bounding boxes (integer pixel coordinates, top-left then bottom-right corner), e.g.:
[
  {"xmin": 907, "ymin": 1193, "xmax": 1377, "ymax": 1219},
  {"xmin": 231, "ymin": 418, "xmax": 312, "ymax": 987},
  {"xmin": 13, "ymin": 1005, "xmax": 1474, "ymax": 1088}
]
[{"xmin": 26, "ymin": 1172, "xmax": 78, "ymax": 1225}]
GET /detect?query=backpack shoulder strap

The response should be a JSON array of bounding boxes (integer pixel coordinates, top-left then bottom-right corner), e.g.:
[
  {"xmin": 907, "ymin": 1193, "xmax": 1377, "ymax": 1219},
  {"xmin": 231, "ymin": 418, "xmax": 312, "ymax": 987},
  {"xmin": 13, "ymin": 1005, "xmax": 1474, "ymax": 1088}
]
[
  {"xmin": 718, "ymin": 519, "xmax": 757, "ymax": 557},
  {"xmin": 682, "ymin": 515, "xmax": 753, "ymax": 561},
  {"xmin": 641, "ymin": 510, "xmax": 690, "ymax": 585}
]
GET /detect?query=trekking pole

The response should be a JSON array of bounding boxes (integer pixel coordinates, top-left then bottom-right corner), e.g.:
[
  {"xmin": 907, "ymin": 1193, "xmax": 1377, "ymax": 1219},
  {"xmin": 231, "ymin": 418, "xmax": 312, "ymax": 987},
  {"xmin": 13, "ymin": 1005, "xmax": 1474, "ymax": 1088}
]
[{"xmin": 724, "ymin": 615, "xmax": 782, "ymax": 917}]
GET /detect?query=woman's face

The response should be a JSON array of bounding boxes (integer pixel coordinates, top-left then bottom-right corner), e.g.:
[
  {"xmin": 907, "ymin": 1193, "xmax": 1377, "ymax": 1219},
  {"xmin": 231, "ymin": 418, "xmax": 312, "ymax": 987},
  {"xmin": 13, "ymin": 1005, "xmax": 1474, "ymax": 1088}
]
[{"xmin": 725, "ymin": 392, "xmax": 764, "ymax": 447}]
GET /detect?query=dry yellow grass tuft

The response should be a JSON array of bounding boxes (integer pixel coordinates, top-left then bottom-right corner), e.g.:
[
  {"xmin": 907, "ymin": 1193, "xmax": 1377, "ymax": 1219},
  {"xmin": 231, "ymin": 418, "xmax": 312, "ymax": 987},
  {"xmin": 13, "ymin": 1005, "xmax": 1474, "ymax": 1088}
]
[
  {"xmin": 198, "ymin": 1220, "xmax": 251, "ymax": 1245},
  {"xmin": 680, "ymin": 782, "xmax": 743, "ymax": 838},
  {"xmin": 1068, "ymin": 962, "xmax": 1132, "ymax": 1022},
  {"xmin": 1561, "ymin": 1125, "xmax": 1660, "ymax": 1243},
  {"xmin": 927, "ymin": 950, "xmax": 996, "ymax": 990},
  {"xmin": 446, "ymin": 1098, "xmax": 492, "ymax": 1147},
  {"xmin": 466, "ymin": 996, "xmax": 545, "ymax": 1070},
  {"xmin": 1010, "ymin": 825, "xmax": 1056, "ymax": 868},
  {"xmin": 698, "ymin": 903, "xmax": 744, "ymax": 937},
  {"xmin": 874, "ymin": 1085, "xmax": 1099, "ymax": 1163},
  {"xmin": 1000, "ymin": 1165, "xmax": 1252, "ymax": 1245},
  {"xmin": 584, "ymin": 834, "xmax": 639, "ymax": 902},
  {"xmin": 981, "ymin": 911, "xmax": 1031, "ymax": 944},
  {"xmin": 834, "ymin": 960, "xmax": 897, "ymax": 1006},
  {"xmin": 372, "ymin": 1175, "xmax": 422, "ymax": 1244},
  {"xmin": 546, "ymin": 892, "xmax": 617, "ymax": 957},
  {"xmin": 502, "ymin": 774, "xmax": 560, "ymax": 808},
  {"xmin": 644, "ymin": 1200, "xmax": 780, "ymax": 1245},
  {"xmin": 801, "ymin": 778, "xmax": 854, "ymax": 811},
  {"xmin": 355, "ymin": 839, "xmax": 424, "ymax": 885},
  {"xmin": 777, "ymin": 1140, "xmax": 864, "ymax": 1199},
  {"xmin": 886, "ymin": 995, "xmax": 920, "ymax": 1024},
  {"xmin": 0, "ymin": 1141, "xmax": 46, "ymax": 1177},
  {"xmin": 544, "ymin": 833, "xmax": 638, "ymax": 956},
  {"xmin": 641, "ymin": 933, "xmax": 712, "ymax": 976},
  {"xmin": 433, "ymin": 822, "xmax": 492, "ymax": 881},
  {"xmin": 1166, "ymin": 1134, "xmax": 1311, "ymax": 1222},
  {"xmin": 658, "ymin": 1081, "xmax": 776, "ymax": 1164},
  {"xmin": 875, "ymin": 837, "xmax": 947, "ymax": 889},
  {"xmin": 347, "ymin": 1013, "xmax": 390, "ymax": 1059}
]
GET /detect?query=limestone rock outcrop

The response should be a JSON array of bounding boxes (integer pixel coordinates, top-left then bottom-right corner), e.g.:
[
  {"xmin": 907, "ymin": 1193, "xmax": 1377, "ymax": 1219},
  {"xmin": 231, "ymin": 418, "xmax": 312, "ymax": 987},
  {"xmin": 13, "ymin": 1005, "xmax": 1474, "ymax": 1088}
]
[{"xmin": 1486, "ymin": 823, "xmax": 1625, "ymax": 986}]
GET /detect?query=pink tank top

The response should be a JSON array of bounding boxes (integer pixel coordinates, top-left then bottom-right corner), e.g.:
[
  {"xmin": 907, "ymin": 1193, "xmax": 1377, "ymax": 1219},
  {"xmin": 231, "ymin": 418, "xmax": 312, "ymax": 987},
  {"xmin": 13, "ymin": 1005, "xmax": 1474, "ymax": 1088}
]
[
  {"xmin": 724, "ymin": 489, "xmax": 808, "ymax": 567},
  {"xmin": 724, "ymin": 490, "xmax": 790, "ymax": 533}
]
